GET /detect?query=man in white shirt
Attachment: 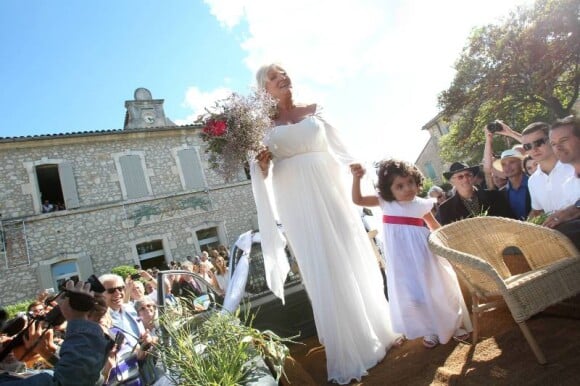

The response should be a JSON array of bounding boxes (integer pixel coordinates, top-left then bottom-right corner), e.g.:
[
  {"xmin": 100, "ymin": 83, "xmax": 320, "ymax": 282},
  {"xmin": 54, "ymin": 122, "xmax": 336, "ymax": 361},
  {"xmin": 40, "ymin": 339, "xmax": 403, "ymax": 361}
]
[
  {"xmin": 542, "ymin": 115, "xmax": 580, "ymax": 249},
  {"xmin": 521, "ymin": 122, "xmax": 575, "ymax": 218}
]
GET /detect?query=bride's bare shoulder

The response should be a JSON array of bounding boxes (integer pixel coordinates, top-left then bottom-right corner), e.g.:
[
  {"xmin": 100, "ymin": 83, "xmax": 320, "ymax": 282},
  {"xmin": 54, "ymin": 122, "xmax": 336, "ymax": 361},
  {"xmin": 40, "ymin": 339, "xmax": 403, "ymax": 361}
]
[{"xmin": 296, "ymin": 103, "xmax": 317, "ymax": 115}]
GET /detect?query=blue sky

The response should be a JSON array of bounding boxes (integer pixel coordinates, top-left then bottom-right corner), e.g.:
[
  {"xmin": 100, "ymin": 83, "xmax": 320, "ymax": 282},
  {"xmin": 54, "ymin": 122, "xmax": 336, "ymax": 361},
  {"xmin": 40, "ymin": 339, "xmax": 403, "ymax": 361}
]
[{"xmin": 0, "ymin": 0, "xmax": 532, "ymax": 162}]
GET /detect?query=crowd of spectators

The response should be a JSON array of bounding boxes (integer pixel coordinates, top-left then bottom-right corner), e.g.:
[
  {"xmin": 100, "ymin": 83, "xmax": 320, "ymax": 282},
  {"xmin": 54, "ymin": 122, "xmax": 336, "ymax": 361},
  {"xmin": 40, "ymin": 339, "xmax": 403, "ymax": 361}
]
[
  {"xmin": 428, "ymin": 115, "xmax": 579, "ymax": 248},
  {"xmin": 0, "ymin": 244, "xmax": 233, "ymax": 385}
]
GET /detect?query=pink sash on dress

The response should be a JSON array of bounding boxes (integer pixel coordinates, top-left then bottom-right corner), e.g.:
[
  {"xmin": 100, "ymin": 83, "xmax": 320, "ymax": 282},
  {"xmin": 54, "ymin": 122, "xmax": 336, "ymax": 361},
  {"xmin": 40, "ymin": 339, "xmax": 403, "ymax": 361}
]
[{"xmin": 383, "ymin": 215, "xmax": 425, "ymax": 227}]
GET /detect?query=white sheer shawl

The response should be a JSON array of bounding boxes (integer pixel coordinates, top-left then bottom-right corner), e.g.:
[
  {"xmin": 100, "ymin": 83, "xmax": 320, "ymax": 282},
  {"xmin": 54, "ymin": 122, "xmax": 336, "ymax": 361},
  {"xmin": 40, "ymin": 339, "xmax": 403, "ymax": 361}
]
[{"xmin": 249, "ymin": 110, "xmax": 360, "ymax": 303}]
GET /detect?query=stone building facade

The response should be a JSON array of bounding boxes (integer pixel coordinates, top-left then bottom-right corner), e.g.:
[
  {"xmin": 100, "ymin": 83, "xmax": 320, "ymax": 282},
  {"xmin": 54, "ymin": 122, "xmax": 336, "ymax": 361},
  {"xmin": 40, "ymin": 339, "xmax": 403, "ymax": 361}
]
[
  {"xmin": 415, "ymin": 113, "xmax": 451, "ymax": 185},
  {"xmin": 0, "ymin": 88, "xmax": 257, "ymax": 305}
]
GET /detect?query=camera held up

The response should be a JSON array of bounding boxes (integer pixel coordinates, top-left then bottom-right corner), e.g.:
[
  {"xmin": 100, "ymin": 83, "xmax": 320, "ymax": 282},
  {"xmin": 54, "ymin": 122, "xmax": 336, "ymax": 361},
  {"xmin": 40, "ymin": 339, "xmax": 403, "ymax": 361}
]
[
  {"xmin": 487, "ymin": 121, "xmax": 503, "ymax": 133},
  {"xmin": 0, "ymin": 276, "xmax": 106, "ymax": 362}
]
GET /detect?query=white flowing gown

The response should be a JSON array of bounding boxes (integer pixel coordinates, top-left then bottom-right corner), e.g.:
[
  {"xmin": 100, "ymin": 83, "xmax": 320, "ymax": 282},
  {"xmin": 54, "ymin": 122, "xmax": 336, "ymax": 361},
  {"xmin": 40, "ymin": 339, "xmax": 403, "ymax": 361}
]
[
  {"xmin": 254, "ymin": 113, "xmax": 398, "ymax": 384},
  {"xmin": 379, "ymin": 197, "xmax": 472, "ymax": 343}
]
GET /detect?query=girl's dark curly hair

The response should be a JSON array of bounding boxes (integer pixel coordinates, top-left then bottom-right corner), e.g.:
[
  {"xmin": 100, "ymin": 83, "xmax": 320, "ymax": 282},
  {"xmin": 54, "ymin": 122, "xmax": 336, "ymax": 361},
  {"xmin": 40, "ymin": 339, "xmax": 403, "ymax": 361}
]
[{"xmin": 376, "ymin": 159, "xmax": 424, "ymax": 202}]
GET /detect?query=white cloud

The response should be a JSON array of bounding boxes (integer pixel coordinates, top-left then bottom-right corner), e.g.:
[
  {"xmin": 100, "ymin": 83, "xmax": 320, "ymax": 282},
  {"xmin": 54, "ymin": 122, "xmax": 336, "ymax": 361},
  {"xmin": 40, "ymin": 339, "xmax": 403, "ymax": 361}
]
[
  {"xmin": 200, "ymin": 0, "xmax": 533, "ymax": 162},
  {"xmin": 202, "ymin": 0, "xmax": 245, "ymax": 29},
  {"xmin": 174, "ymin": 86, "xmax": 232, "ymax": 126}
]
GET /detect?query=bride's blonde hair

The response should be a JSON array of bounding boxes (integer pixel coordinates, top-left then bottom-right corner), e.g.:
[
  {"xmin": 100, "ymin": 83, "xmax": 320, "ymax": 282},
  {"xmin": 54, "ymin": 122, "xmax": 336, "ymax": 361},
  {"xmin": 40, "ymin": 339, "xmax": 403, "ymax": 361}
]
[{"xmin": 255, "ymin": 63, "xmax": 285, "ymax": 90}]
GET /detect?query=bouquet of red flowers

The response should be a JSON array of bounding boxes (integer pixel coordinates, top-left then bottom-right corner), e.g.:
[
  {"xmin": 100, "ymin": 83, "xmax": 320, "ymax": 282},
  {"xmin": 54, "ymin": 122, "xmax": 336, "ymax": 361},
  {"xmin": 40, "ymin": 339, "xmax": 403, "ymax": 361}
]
[{"xmin": 197, "ymin": 90, "xmax": 277, "ymax": 180}]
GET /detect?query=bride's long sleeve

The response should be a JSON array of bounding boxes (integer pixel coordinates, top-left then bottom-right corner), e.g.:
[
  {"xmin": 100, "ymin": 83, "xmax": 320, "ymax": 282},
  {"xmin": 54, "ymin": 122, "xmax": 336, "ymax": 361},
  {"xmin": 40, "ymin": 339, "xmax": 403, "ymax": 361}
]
[
  {"xmin": 317, "ymin": 114, "xmax": 359, "ymax": 166},
  {"xmin": 249, "ymin": 159, "xmax": 290, "ymax": 303}
]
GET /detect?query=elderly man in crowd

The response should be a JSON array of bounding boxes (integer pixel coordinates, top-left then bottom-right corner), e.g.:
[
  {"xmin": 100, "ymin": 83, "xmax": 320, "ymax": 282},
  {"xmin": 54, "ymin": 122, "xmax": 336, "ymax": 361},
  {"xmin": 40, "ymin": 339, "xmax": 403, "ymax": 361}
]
[
  {"xmin": 99, "ymin": 274, "xmax": 152, "ymax": 359},
  {"xmin": 438, "ymin": 162, "xmax": 515, "ymax": 225}
]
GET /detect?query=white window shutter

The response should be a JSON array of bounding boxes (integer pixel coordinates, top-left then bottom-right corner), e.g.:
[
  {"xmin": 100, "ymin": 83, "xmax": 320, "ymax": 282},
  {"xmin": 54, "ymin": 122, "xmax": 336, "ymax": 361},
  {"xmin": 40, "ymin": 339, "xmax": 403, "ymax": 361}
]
[
  {"xmin": 120, "ymin": 155, "xmax": 149, "ymax": 199},
  {"xmin": 76, "ymin": 254, "xmax": 94, "ymax": 280},
  {"xmin": 58, "ymin": 162, "xmax": 80, "ymax": 209},
  {"xmin": 178, "ymin": 148, "xmax": 205, "ymax": 190},
  {"xmin": 37, "ymin": 264, "xmax": 54, "ymax": 292}
]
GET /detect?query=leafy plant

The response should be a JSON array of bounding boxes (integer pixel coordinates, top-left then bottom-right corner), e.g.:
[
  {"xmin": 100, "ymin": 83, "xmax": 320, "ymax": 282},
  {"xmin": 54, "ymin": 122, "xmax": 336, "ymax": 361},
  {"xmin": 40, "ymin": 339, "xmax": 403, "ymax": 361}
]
[
  {"xmin": 158, "ymin": 301, "xmax": 294, "ymax": 385},
  {"xmin": 527, "ymin": 212, "xmax": 549, "ymax": 225},
  {"xmin": 110, "ymin": 265, "xmax": 138, "ymax": 280},
  {"xmin": 4, "ymin": 299, "xmax": 33, "ymax": 319},
  {"xmin": 475, "ymin": 208, "xmax": 490, "ymax": 218}
]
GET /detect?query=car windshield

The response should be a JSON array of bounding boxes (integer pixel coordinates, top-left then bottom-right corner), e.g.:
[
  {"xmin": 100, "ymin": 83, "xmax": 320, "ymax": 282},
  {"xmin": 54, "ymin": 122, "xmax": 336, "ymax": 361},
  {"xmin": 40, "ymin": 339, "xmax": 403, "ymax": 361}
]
[{"xmin": 231, "ymin": 241, "xmax": 301, "ymax": 296}]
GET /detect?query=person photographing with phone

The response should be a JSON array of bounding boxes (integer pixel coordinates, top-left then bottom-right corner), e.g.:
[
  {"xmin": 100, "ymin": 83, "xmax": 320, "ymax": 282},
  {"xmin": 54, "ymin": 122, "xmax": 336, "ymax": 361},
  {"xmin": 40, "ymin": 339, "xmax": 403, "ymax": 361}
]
[{"xmin": 483, "ymin": 121, "xmax": 531, "ymax": 220}]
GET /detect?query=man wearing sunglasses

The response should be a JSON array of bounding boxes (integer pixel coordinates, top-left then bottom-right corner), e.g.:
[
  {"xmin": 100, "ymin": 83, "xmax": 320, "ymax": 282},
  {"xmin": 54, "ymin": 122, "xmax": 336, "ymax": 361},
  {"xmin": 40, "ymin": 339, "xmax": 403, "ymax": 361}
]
[
  {"xmin": 521, "ymin": 122, "xmax": 575, "ymax": 220},
  {"xmin": 99, "ymin": 274, "xmax": 147, "ymax": 353},
  {"xmin": 438, "ymin": 162, "xmax": 514, "ymax": 225}
]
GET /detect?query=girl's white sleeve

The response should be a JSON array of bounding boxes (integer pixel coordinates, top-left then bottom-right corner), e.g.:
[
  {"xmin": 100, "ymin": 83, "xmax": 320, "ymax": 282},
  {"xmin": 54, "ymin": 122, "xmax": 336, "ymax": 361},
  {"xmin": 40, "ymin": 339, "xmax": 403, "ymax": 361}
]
[{"xmin": 249, "ymin": 159, "xmax": 290, "ymax": 303}]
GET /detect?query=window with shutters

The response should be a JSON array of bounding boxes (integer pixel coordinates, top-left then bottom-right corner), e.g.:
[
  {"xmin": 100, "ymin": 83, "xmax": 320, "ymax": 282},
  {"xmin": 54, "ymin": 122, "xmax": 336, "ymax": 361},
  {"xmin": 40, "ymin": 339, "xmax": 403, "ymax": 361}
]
[
  {"xmin": 176, "ymin": 148, "xmax": 206, "ymax": 190},
  {"xmin": 35, "ymin": 162, "xmax": 80, "ymax": 213},
  {"xmin": 118, "ymin": 154, "xmax": 151, "ymax": 200}
]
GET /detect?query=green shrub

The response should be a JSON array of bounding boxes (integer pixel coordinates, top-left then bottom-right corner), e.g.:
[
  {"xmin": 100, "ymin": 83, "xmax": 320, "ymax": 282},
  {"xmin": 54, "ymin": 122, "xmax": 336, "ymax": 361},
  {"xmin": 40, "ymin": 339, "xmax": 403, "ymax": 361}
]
[
  {"xmin": 4, "ymin": 299, "xmax": 33, "ymax": 319},
  {"xmin": 110, "ymin": 265, "xmax": 138, "ymax": 280}
]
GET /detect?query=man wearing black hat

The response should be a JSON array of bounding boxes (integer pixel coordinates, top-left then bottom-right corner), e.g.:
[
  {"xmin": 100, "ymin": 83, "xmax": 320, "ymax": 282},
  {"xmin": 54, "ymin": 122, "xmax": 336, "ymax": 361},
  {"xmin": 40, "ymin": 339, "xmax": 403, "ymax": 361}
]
[{"xmin": 438, "ymin": 162, "xmax": 515, "ymax": 225}]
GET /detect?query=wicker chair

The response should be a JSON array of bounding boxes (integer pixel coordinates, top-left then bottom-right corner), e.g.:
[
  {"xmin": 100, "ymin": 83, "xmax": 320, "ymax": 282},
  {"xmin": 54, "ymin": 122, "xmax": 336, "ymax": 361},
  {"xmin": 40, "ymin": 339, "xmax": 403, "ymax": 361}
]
[{"xmin": 428, "ymin": 216, "xmax": 580, "ymax": 364}]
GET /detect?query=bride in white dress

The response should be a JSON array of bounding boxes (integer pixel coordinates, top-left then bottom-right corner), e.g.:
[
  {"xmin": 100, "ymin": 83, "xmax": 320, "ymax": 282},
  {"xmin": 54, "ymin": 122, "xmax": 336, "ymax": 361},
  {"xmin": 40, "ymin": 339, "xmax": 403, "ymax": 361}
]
[{"xmin": 251, "ymin": 63, "xmax": 399, "ymax": 384}]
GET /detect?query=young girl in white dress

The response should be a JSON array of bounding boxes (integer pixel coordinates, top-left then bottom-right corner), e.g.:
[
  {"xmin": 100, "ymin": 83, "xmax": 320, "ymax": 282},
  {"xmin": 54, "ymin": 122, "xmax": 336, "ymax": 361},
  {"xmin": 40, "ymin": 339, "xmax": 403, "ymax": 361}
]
[{"xmin": 351, "ymin": 159, "xmax": 472, "ymax": 348}]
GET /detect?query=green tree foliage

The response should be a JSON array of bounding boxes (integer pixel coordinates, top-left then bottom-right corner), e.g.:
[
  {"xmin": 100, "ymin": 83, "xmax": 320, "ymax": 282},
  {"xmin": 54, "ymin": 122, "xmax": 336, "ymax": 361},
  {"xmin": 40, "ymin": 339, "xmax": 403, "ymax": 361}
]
[
  {"xmin": 438, "ymin": 0, "xmax": 580, "ymax": 163},
  {"xmin": 419, "ymin": 178, "xmax": 434, "ymax": 198}
]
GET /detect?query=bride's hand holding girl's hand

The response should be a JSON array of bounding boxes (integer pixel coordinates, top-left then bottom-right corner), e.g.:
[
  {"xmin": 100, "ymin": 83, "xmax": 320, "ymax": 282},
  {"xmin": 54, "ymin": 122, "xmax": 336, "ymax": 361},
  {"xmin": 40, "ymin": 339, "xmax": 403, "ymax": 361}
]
[{"xmin": 256, "ymin": 148, "xmax": 272, "ymax": 177}]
